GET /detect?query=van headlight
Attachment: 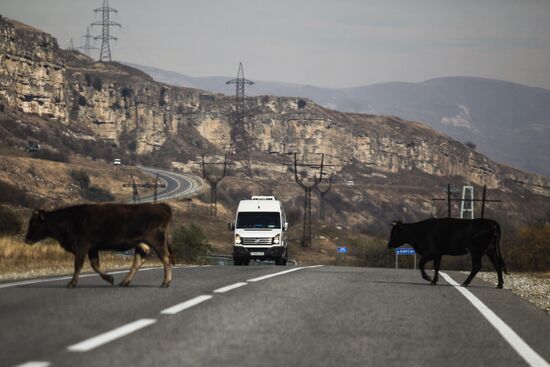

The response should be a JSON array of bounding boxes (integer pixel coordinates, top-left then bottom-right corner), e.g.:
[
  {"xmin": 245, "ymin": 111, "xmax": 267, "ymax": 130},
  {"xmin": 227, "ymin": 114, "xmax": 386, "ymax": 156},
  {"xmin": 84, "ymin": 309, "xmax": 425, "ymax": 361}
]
[
  {"xmin": 273, "ymin": 234, "xmax": 280, "ymax": 244},
  {"xmin": 235, "ymin": 234, "xmax": 242, "ymax": 245}
]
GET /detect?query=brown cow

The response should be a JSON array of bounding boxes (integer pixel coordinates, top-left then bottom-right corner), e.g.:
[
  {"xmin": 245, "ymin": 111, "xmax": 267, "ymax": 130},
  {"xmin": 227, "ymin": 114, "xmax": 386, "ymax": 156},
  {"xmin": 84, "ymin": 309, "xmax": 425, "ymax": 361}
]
[{"xmin": 25, "ymin": 203, "xmax": 174, "ymax": 288}]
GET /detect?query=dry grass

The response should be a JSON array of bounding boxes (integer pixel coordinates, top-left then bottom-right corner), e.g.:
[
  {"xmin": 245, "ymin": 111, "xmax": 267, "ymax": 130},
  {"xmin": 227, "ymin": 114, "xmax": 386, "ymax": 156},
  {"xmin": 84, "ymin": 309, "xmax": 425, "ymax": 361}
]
[{"xmin": 0, "ymin": 236, "xmax": 162, "ymax": 281}]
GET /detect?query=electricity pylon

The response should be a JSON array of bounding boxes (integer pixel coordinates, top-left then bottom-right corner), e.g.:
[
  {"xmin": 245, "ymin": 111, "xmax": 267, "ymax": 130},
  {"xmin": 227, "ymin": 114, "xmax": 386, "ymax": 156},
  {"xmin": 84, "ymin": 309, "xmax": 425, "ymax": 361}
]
[{"xmin": 91, "ymin": 0, "xmax": 121, "ymax": 62}]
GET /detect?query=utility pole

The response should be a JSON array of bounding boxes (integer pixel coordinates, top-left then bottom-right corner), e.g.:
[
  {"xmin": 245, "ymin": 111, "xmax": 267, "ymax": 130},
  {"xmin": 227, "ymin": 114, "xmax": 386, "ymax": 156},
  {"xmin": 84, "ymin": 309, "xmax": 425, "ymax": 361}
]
[
  {"xmin": 122, "ymin": 174, "xmax": 166, "ymax": 203},
  {"xmin": 67, "ymin": 38, "xmax": 75, "ymax": 51},
  {"xmin": 226, "ymin": 62, "xmax": 254, "ymax": 178},
  {"xmin": 293, "ymin": 153, "xmax": 325, "ymax": 248},
  {"xmin": 432, "ymin": 184, "xmax": 500, "ymax": 218},
  {"xmin": 201, "ymin": 155, "xmax": 229, "ymax": 217},
  {"xmin": 316, "ymin": 173, "xmax": 333, "ymax": 220},
  {"xmin": 79, "ymin": 26, "xmax": 97, "ymax": 58},
  {"xmin": 122, "ymin": 174, "xmax": 140, "ymax": 203},
  {"xmin": 91, "ymin": 0, "xmax": 121, "ymax": 62}
]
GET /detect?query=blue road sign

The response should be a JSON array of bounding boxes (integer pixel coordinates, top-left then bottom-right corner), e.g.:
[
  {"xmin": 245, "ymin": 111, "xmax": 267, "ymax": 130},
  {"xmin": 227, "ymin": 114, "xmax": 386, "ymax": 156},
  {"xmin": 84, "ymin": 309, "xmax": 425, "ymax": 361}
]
[
  {"xmin": 396, "ymin": 248, "xmax": 416, "ymax": 255},
  {"xmin": 337, "ymin": 247, "xmax": 348, "ymax": 254}
]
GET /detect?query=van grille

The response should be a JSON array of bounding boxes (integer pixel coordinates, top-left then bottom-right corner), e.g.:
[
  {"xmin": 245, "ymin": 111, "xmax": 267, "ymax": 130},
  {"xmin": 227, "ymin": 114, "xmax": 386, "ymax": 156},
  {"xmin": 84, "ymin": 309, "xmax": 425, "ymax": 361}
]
[{"xmin": 242, "ymin": 237, "xmax": 272, "ymax": 245}]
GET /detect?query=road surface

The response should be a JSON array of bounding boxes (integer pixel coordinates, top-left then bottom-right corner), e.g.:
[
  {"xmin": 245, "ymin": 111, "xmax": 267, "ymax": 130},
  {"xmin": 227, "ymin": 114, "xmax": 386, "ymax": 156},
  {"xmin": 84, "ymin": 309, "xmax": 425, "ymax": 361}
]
[
  {"xmin": 136, "ymin": 166, "xmax": 204, "ymax": 203},
  {"xmin": 2, "ymin": 266, "xmax": 550, "ymax": 367}
]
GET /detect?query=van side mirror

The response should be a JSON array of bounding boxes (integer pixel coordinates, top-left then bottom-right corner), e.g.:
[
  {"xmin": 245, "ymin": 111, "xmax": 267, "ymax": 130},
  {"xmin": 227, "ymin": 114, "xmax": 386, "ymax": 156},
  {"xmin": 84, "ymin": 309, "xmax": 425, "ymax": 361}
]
[
  {"xmin": 228, "ymin": 222, "xmax": 235, "ymax": 231},
  {"xmin": 283, "ymin": 222, "xmax": 288, "ymax": 231}
]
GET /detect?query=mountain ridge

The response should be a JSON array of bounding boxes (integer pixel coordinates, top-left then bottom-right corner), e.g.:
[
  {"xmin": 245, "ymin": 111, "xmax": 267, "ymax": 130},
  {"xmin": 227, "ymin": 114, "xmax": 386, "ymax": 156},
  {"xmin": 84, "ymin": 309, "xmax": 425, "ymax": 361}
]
[{"xmin": 127, "ymin": 62, "xmax": 550, "ymax": 177}]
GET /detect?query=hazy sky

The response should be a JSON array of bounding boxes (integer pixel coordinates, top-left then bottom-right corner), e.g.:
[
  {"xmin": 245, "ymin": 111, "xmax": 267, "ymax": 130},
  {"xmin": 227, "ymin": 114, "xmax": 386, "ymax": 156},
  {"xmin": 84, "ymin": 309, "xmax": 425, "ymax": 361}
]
[{"xmin": 2, "ymin": 0, "xmax": 550, "ymax": 89}]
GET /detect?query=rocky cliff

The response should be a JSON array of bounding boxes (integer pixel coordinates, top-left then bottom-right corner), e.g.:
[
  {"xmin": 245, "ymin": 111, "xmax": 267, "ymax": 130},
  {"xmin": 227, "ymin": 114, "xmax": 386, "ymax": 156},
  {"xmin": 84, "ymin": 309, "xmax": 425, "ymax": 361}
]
[{"xmin": 1, "ymin": 15, "xmax": 549, "ymax": 231}]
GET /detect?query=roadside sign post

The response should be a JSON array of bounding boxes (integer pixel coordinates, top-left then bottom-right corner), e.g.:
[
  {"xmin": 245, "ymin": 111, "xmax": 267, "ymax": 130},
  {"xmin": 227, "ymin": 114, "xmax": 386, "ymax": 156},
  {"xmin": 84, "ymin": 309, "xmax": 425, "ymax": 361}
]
[
  {"xmin": 395, "ymin": 247, "xmax": 416, "ymax": 269},
  {"xmin": 336, "ymin": 246, "xmax": 348, "ymax": 265}
]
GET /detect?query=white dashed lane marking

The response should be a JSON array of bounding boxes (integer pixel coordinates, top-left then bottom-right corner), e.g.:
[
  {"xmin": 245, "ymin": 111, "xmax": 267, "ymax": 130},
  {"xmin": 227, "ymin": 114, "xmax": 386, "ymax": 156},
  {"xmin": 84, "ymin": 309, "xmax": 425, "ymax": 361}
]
[
  {"xmin": 160, "ymin": 295, "xmax": 213, "ymax": 315},
  {"xmin": 213, "ymin": 282, "xmax": 248, "ymax": 294},
  {"xmin": 67, "ymin": 318, "xmax": 157, "ymax": 352}
]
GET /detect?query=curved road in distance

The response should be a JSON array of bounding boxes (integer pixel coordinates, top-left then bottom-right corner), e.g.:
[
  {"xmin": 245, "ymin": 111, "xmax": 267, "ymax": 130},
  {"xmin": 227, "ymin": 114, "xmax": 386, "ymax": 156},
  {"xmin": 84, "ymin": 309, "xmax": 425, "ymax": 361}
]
[{"xmin": 136, "ymin": 166, "xmax": 205, "ymax": 203}]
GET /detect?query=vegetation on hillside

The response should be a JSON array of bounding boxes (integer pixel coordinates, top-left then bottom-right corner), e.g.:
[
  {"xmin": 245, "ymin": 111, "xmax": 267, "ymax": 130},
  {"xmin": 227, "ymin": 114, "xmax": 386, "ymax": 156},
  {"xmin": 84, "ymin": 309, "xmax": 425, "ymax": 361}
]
[
  {"xmin": 171, "ymin": 224, "xmax": 211, "ymax": 263},
  {"xmin": 0, "ymin": 205, "xmax": 22, "ymax": 236}
]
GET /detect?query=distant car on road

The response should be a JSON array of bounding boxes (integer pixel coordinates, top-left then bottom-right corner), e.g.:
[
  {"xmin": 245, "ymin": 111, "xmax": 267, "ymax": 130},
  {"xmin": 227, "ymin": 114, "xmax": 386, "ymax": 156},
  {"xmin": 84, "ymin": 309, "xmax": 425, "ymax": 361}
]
[
  {"xmin": 113, "ymin": 158, "xmax": 121, "ymax": 165},
  {"xmin": 25, "ymin": 141, "xmax": 41, "ymax": 152},
  {"xmin": 229, "ymin": 196, "xmax": 289, "ymax": 266}
]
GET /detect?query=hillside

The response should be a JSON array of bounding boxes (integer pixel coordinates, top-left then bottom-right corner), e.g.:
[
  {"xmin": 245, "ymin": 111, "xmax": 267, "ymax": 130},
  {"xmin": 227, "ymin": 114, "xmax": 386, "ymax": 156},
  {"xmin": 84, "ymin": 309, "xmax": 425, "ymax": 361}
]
[
  {"xmin": 1, "ymin": 15, "xmax": 550, "ymax": 245},
  {"xmin": 129, "ymin": 64, "xmax": 550, "ymax": 177}
]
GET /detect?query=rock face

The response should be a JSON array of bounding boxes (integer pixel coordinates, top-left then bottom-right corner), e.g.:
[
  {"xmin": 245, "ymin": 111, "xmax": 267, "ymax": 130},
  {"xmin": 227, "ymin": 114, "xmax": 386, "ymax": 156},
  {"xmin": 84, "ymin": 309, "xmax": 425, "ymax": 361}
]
[
  {"xmin": 1, "ymin": 16, "xmax": 549, "ymax": 228},
  {"xmin": 0, "ymin": 17, "xmax": 67, "ymax": 120}
]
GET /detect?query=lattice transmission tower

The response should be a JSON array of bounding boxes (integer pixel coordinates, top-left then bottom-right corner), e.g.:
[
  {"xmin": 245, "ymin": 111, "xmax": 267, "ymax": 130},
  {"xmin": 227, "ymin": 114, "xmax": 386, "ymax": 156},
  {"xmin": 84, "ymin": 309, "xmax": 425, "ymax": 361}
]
[
  {"xmin": 91, "ymin": 0, "xmax": 121, "ymax": 62},
  {"xmin": 226, "ymin": 62, "xmax": 254, "ymax": 178},
  {"xmin": 79, "ymin": 27, "xmax": 98, "ymax": 58},
  {"xmin": 67, "ymin": 38, "xmax": 75, "ymax": 51}
]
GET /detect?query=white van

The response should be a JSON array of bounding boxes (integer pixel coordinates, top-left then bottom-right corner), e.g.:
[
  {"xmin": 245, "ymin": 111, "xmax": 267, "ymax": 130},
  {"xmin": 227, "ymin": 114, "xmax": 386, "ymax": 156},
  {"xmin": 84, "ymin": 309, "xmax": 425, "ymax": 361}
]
[{"xmin": 229, "ymin": 196, "xmax": 288, "ymax": 266}]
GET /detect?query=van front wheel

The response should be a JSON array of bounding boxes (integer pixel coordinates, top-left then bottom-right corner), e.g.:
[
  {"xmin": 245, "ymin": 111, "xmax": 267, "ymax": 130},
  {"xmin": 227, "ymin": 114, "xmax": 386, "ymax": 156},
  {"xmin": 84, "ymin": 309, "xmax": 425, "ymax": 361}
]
[{"xmin": 275, "ymin": 250, "xmax": 288, "ymax": 266}]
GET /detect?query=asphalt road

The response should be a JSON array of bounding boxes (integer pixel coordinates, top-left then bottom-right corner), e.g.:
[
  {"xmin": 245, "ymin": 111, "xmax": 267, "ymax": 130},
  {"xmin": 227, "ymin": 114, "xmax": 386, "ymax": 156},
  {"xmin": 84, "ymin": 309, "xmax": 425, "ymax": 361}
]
[
  {"xmin": 136, "ymin": 166, "xmax": 204, "ymax": 202},
  {"xmin": 1, "ymin": 266, "xmax": 549, "ymax": 367}
]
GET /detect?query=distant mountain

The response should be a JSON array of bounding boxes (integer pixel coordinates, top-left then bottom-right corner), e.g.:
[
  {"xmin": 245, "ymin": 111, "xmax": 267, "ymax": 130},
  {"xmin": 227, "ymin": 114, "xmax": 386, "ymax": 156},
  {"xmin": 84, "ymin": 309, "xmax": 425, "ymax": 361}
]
[{"xmin": 127, "ymin": 63, "xmax": 550, "ymax": 177}]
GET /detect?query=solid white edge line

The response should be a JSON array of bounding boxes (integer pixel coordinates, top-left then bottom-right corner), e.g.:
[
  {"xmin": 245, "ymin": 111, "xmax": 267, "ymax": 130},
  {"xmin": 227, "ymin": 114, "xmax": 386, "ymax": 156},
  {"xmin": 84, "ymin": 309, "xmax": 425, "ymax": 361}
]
[
  {"xmin": 67, "ymin": 318, "xmax": 157, "ymax": 352},
  {"xmin": 247, "ymin": 267, "xmax": 305, "ymax": 282},
  {"xmin": 0, "ymin": 267, "xmax": 168, "ymax": 289},
  {"xmin": 440, "ymin": 272, "xmax": 550, "ymax": 367},
  {"xmin": 160, "ymin": 295, "xmax": 213, "ymax": 315},
  {"xmin": 14, "ymin": 362, "xmax": 51, "ymax": 367},
  {"xmin": 213, "ymin": 282, "xmax": 248, "ymax": 294}
]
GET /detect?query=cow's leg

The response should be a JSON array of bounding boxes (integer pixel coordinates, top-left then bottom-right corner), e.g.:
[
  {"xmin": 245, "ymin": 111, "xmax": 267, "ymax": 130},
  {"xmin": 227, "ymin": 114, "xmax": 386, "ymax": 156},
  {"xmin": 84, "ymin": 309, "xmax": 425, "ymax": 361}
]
[
  {"xmin": 120, "ymin": 244, "xmax": 150, "ymax": 287},
  {"xmin": 88, "ymin": 249, "xmax": 114, "ymax": 285},
  {"xmin": 419, "ymin": 255, "xmax": 434, "ymax": 282},
  {"xmin": 153, "ymin": 231, "xmax": 172, "ymax": 288},
  {"xmin": 486, "ymin": 248, "xmax": 504, "ymax": 289},
  {"xmin": 430, "ymin": 255, "xmax": 442, "ymax": 285},
  {"xmin": 462, "ymin": 253, "xmax": 482, "ymax": 287},
  {"xmin": 67, "ymin": 249, "xmax": 86, "ymax": 288}
]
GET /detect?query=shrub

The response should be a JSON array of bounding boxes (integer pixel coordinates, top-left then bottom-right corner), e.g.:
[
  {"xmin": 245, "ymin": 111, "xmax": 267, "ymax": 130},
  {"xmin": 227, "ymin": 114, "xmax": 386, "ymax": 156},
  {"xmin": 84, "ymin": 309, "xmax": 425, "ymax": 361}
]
[
  {"xmin": 69, "ymin": 169, "xmax": 90, "ymax": 190},
  {"xmin": 0, "ymin": 205, "xmax": 23, "ymax": 236},
  {"xmin": 92, "ymin": 77, "xmax": 103, "ymax": 91},
  {"xmin": 82, "ymin": 186, "xmax": 114, "ymax": 202},
  {"xmin": 78, "ymin": 95, "xmax": 87, "ymax": 107},
  {"xmin": 465, "ymin": 141, "xmax": 476, "ymax": 150},
  {"xmin": 33, "ymin": 148, "xmax": 69, "ymax": 163},
  {"xmin": 171, "ymin": 224, "xmax": 211, "ymax": 263},
  {"xmin": 351, "ymin": 238, "xmax": 395, "ymax": 268},
  {"xmin": 121, "ymin": 86, "xmax": 133, "ymax": 98},
  {"xmin": 159, "ymin": 87, "xmax": 167, "ymax": 106},
  {"xmin": 504, "ymin": 223, "xmax": 550, "ymax": 272},
  {"xmin": 0, "ymin": 180, "xmax": 37, "ymax": 208},
  {"xmin": 85, "ymin": 73, "xmax": 92, "ymax": 87}
]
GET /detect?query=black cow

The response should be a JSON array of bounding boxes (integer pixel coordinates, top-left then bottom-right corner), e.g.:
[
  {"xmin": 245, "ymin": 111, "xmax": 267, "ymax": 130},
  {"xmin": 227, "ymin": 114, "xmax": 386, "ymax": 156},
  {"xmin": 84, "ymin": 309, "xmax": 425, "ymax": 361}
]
[
  {"xmin": 387, "ymin": 218, "xmax": 507, "ymax": 288},
  {"xmin": 25, "ymin": 203, "xmax": 175, "ymax": 288}
]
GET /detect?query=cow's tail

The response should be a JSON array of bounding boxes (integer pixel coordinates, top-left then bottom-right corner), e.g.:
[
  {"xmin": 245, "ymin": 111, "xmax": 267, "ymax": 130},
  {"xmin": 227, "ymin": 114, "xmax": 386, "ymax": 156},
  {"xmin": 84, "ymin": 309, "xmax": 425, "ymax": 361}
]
[{"xmin": 494, "ymin": 223, "xmax": 509, "ymax": 275}]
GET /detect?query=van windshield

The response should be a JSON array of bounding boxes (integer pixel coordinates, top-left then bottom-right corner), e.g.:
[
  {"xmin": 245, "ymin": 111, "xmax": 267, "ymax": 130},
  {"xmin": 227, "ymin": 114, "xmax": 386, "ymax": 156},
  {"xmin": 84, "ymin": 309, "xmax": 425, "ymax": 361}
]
[{"xmin": 236, "ymin": 212, "xmax": 281, "ymax": 229}]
